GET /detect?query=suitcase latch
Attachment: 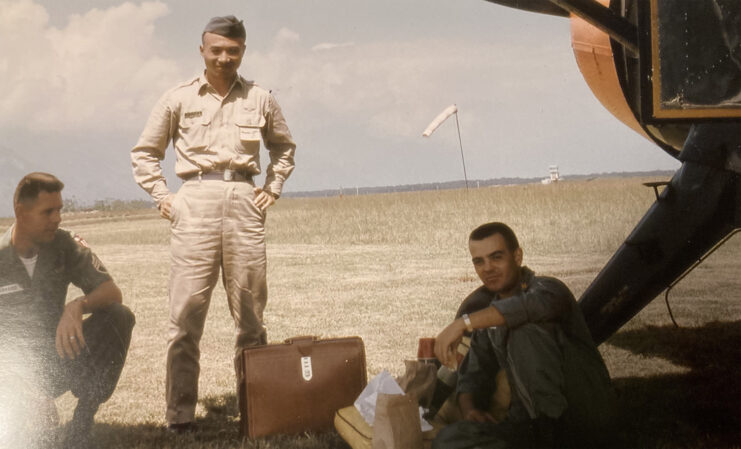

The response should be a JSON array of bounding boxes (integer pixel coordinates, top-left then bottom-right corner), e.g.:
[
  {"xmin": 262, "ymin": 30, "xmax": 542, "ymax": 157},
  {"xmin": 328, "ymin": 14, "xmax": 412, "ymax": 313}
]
[{"xmin": 301, "ymin": 356, "xmax": 313, "ymax": 381}]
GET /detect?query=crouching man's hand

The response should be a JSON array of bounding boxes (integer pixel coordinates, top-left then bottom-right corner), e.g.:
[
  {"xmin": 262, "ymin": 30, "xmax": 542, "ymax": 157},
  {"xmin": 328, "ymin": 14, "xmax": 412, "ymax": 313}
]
[{"xmin": 55, "ymin": 297, "xmax": 87, "ymax": 360}]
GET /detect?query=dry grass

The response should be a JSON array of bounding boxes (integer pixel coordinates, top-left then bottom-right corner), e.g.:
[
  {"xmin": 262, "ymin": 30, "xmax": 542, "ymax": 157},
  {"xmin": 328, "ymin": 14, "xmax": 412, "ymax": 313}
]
[{"xmin": 3, "ymin": 177, "xmax": 739, "ymax": 448}]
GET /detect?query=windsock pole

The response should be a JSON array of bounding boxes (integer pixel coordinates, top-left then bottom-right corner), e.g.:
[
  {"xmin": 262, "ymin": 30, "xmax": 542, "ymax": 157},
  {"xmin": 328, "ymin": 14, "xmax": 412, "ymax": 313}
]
[
  {"xmin": 422, "ymin": 104, "xmax": 470, "ymax": 191},
  {"xmin": 454, "ymin": 111, "xmax": 469, "ymax": 191}
]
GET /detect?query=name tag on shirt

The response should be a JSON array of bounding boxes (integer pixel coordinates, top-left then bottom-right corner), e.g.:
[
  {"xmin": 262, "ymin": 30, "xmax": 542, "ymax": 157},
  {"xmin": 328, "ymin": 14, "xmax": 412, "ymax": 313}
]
[
  {"xmin": 0, "ymin": 283, "xmax": 32, "ymax": 307},
  {"xmin": 0, "ymin": 283, "xmax": 23, "ymax": 296}
]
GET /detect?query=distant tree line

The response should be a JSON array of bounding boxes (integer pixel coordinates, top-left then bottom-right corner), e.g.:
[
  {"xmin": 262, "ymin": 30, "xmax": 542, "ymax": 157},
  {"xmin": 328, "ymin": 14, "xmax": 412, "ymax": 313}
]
[
  {"xmin": 282, "ymin": 170, "xmax": 675, "ymax": 199},
  {"xmin": 63, "ymin": 197, "xmax": 154, "ymax": 212}
]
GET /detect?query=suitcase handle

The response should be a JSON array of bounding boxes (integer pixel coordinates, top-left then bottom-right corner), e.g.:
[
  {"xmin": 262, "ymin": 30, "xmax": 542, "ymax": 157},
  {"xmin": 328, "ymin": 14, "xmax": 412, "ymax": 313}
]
[
  {"xmin": 284, "ymin": 336, "xmax": 318, "ymax": 344},
  {"xmin": 285, "ymin": 336, "xmax": 318, "ymax": 356}
]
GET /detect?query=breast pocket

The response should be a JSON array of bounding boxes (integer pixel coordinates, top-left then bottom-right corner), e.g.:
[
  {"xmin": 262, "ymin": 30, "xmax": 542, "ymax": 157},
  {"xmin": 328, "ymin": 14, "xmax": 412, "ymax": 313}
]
[
  {"xmin": 177, "ymin": 115, "xmax": 211, "ymax": 152},
  {"xmin": 235, "ymin": 114, "xmax": 265, "ymax": 155}
]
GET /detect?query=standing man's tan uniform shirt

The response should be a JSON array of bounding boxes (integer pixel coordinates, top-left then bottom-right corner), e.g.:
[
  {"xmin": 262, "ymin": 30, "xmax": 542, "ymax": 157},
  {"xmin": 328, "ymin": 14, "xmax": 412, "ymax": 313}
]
[
  {"xmin": 132, "ymin": 71, "xmax": 295, "ymax": 424},
  {"xmin": 132, "ymin": 74, "xmax": 295, "ymax": 204}
]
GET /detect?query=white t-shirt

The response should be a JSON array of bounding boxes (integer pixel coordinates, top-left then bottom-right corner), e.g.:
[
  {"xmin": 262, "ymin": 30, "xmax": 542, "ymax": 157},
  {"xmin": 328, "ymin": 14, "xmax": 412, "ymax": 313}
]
[{"xmin": 18, "ymin": 253, "xmax": 38, "ymax": 278}]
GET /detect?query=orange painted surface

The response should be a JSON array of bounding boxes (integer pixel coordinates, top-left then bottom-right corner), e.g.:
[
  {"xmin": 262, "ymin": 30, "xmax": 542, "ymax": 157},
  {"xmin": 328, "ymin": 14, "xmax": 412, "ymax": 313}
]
[{"xmin": 570, "ymin": 1, "xmax": 652, "ymax": 142}]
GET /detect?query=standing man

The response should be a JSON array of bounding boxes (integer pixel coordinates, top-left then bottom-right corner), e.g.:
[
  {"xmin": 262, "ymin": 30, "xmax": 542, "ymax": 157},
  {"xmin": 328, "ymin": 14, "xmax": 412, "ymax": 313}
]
[
  {"xmin": 433, "ymin": 222, "xmax": 615, "ymax": 448},
  {"xmin": 131, "ymin": 15, "xmax": 296, "ymax": 431},
  {"xmin": 0, "ymin": 172, "xmax": 135, "ymax": 449}
]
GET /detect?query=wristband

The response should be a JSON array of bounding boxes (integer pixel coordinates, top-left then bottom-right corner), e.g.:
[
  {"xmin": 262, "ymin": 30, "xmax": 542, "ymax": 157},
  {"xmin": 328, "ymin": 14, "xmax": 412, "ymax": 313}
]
[{"xmin": 461, "ymin": 314, "xmax": 474, "ymax": 333}]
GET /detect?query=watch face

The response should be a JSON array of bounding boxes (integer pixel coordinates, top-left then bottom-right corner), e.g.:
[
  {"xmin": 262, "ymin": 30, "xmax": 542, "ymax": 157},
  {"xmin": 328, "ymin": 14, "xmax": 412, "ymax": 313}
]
[{"xmin": 463, "ymin": 314, "xmax": 473, "ymax": 332}]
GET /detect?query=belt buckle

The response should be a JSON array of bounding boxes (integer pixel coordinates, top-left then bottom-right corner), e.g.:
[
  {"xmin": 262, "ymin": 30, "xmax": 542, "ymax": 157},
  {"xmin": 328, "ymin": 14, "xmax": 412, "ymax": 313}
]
[{"xmin": 223, "ymin": 169, "xmax": 234, "ymax": 181}]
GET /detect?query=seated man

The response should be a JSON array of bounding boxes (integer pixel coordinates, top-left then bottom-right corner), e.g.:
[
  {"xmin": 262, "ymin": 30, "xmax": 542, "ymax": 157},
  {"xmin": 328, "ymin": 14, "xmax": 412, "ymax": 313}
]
[
  {"xmin": 433, "ymin": 222, "xmax": 614, "ymax": 449},
  {"xmin": 0, "ymin": 173, "xmax": 135, "ymax": 449}
]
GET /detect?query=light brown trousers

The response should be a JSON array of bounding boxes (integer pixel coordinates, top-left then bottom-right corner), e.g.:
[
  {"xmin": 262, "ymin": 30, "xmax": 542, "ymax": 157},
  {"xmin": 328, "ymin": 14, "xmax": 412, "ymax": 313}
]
[{"xmin": 165, "ymin": 179, "xmax": 267, "ymax": 424}]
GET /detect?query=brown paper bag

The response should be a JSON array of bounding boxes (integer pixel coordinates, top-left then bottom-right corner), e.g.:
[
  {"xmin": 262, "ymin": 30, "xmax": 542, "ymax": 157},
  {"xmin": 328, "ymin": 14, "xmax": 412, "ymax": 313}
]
[
  {"xmin": 371, "ymin": 393, "xmax": 423, "ymax": 449},
  {"xmin": 396, "ymin": 360, "xmax": 438, "ymax": 408}
]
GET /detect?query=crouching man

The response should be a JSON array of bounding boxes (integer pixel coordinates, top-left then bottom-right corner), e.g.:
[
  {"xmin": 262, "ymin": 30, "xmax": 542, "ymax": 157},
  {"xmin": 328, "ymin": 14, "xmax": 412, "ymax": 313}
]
[
  {"xmin": 0, "ymin": 173, "xmax": 135, "ymax": 449},
  {"xmin": 433, "ymin": 222, "xmax": 615, "ymax": 448}
]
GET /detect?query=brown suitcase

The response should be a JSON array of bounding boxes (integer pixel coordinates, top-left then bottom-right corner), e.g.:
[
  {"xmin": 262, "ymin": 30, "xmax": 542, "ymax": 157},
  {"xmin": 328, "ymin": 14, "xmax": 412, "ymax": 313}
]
[{"xmin": 238, "ymin": 335, "xmax": 367, "ymax": 438}]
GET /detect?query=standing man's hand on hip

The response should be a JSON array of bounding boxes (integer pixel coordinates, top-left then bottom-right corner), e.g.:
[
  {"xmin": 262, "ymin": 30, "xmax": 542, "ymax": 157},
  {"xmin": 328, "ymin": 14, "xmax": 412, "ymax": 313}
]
[
  {"xmin": 159, "ymin": 193, "xmax": 175, "ymax": 220},
  {"xmin": 253, "ymin": 187, "xmax": 276, "ymax": 211}
]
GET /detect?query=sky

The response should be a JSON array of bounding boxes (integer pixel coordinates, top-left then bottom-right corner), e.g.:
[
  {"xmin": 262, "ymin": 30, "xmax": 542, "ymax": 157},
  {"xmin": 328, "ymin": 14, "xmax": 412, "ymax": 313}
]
[{"xmin": 0, "ymin": 0, "xmax": 681, "ymax": 213}]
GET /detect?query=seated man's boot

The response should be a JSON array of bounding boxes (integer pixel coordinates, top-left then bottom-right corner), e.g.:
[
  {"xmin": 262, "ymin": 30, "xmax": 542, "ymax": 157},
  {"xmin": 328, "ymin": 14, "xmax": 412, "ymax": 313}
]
[{"xmin": 62, "ymin": 399, "xmax": 100, "ymax": 449}]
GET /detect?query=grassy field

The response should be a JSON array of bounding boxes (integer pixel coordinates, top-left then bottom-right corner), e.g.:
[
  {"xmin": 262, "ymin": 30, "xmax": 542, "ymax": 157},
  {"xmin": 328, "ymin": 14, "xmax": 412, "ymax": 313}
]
[{"xmin": 4, "ymin": 177, "xmax": 740, "ymax": 448}]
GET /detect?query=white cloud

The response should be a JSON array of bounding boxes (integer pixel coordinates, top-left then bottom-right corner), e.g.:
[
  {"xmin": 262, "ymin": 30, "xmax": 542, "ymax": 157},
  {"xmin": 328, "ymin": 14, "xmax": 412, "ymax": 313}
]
[
  {"xmin": 311, "ymin": 42, "xmax": 355, "ymax": 52},
  {"xmin": 0, "ymin": 0, "xmax": 49, "ymax": 33},
  {"xmin": 246, "ymin": 31, "xmax": 572, "ymax": 139},
  {"xmin": 274, "ymin": 27, "xmax": 300, "ymax": 45},
  {"xmin": 0, "ymin": 0, "xmax": 182, "ymax": 133}
]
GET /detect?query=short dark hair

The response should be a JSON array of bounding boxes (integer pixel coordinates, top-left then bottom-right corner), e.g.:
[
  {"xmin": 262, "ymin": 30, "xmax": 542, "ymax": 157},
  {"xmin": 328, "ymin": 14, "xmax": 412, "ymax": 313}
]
[
  {"xmin": 14, "ymin": 172, "xmax": 64, "ymax": 206},
  {"xmin": 469, "ymin": 222, "xmax": 520, "ymax": 252}
]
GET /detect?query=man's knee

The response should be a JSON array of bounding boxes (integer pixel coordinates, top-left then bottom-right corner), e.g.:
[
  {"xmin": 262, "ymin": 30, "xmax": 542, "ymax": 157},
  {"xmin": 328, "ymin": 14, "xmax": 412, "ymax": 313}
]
[
  {"xmin": 107, "ymin": 303, "xmax": 136, "ymax": 328},
  {"xmin": 83, "ymin": 303, "xmax": 135, "ymax": 350},
  {"xmin": 97, "ymin": 303, "xmax": 135, "ymax": 335}
]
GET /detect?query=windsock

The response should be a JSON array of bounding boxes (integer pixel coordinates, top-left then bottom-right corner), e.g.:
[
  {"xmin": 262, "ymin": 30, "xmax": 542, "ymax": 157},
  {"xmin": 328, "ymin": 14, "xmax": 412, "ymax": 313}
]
[{"xmin": 422, "ymin": 104, "xmax": 458, "ymax": 137}]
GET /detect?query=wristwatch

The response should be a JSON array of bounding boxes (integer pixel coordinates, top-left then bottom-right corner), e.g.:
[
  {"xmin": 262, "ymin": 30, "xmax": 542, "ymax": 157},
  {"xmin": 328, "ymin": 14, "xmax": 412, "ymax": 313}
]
[{"xmin": 461, "ymin": 314, "xmax": 474, "ymax": 333}]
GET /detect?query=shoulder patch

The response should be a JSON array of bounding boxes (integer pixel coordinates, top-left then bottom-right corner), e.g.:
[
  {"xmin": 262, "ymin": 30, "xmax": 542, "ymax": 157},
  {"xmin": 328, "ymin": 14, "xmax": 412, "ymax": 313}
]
[
  {"xmin": 73, "ymin": 233, "xmax": 90, "ymax": 249},
  {"xmin": 91, "ymin": 254, "xmax": 106, "ymax": 273}
]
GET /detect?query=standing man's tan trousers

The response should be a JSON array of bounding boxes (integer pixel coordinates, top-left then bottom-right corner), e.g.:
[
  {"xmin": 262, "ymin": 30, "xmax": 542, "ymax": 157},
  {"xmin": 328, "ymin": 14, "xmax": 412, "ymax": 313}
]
[{"xmin": 165, "ymin": 178, "xmax": 267, "ymax": 424}]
